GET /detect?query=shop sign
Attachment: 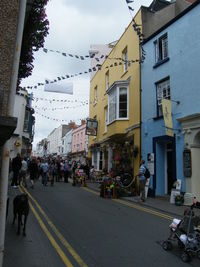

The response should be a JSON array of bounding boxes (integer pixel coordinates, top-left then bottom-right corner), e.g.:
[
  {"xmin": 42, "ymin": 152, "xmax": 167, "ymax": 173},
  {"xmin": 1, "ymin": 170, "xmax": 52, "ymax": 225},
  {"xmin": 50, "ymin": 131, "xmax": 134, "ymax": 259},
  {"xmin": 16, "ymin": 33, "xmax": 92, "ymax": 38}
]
[
  {"xmin": 86, "ymin": 118, "xmax": 98, "ymax": 136},
  {"xmin": 183, "ymin": 149, "xmax": 192, "ymax": 177}
]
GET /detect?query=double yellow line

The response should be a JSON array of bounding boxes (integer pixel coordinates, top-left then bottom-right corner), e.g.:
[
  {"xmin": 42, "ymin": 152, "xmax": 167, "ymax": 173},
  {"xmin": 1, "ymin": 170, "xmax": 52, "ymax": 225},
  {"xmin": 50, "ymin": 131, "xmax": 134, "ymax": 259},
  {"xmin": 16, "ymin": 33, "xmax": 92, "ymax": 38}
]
[
  {"xmin": 83, "ymin": 187, "xmax": 174, "ymax": 221},
  {"xmin": 20, "ymin": 185, "xmax": 88, "ymax": 267}
]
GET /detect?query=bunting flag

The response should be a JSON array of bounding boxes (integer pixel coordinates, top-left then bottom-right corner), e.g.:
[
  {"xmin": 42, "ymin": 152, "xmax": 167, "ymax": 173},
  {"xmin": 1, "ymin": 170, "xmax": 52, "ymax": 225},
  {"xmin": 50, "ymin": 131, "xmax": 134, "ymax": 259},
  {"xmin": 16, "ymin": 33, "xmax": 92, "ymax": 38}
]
[
  {"xmin": 44, "ymin": 81, "xmax": 73, "ymax": 94},
  {"xmin": 22, "ymin": 58, "xmax": 141, "ymax": 91},
  {"xmin": 124, "ymin": 0, "xmax": 146, "ymax": 62},
  {"xmin": 43, "ymin": 47, "xmax": 106, "ymax": 61},
  {"xmin": 34, "ymin": 102, "xmax": 88, "ymax": 111},
  {"xmin": 35, "ymin": 111, "xmax": 87, "ymax": 123},
  {"xmin": 33, "ymin": 97, "xmax": 88, "ymax": 104},
  {"xmin": 128, "ymin": 6, "xmax": 134, "ymax": 11}
]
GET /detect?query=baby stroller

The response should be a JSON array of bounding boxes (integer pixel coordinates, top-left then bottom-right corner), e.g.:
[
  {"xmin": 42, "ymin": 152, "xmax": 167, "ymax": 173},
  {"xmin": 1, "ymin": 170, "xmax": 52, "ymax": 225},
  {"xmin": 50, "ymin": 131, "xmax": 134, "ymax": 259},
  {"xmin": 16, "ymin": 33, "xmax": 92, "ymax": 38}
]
[{"xmin": 162, "ymin": 204, "xmax": 200, "ymax": 262}]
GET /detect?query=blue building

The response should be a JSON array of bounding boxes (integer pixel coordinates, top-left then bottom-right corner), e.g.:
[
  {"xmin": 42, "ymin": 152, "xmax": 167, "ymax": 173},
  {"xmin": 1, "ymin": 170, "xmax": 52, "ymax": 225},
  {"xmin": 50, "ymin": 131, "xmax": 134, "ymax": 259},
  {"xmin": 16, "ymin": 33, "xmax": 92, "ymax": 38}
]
[{"xmin": 141, "ymin": 0, "xmax": 200, "ymax": 200}]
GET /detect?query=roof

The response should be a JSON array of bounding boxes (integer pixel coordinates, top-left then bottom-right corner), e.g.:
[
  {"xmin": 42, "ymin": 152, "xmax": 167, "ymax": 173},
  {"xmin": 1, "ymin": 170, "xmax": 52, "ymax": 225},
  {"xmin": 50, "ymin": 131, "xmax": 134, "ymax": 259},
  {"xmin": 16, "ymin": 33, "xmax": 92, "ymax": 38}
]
[{"xmin": 143, "ymin": 0, "xmax": 200, "ymax": 44}]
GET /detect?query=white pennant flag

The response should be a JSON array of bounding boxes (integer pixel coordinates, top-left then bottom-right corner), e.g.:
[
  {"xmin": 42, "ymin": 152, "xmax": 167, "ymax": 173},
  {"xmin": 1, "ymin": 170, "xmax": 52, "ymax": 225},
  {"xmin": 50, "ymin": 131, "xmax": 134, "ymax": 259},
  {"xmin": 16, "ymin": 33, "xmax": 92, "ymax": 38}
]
[{"xmin": 44, "ymin": 80, "xmax": 73, "ymax": 94}]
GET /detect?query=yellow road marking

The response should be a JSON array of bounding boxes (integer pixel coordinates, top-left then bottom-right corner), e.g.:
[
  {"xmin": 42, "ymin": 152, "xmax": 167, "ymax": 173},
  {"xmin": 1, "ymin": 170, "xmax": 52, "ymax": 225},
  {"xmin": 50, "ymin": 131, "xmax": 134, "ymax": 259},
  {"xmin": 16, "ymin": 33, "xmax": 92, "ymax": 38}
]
[
  {"xmin": 82, "ymin": 186, "xmax": 174, "ymax": 221},
  {"xmin": 83, "ymin": 187, "xmax": 99, "ymax": 196},
  {"xmin": 29, "ymin": 201, "xmax": 74, "ymax": 267},
  {"xmin": 21, "ymin": 186, "xmax": 88, "ymax": 267}
]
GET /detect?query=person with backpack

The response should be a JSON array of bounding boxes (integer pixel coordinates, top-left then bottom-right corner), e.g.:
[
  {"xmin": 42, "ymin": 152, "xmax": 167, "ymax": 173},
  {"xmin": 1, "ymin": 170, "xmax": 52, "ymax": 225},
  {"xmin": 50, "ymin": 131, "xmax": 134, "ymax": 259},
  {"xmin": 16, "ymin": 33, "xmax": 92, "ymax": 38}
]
[{"xmin": 135, "ymin": 159, "xmax": 150, "ymax": 202}]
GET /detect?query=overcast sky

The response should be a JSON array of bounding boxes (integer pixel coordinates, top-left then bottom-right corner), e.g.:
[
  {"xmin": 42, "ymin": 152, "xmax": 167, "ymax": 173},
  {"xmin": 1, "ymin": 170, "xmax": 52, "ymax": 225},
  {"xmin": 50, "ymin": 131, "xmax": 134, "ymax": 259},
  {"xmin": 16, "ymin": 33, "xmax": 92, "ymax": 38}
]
[{"xmin": 21, "ymin": 0, "xmax": 152, "ymax": 149}]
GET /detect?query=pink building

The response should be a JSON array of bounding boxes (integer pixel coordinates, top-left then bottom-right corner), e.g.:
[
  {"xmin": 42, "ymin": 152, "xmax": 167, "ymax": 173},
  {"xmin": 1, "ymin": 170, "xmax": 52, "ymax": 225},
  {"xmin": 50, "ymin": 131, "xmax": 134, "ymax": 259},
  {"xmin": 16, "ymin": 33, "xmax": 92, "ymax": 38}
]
[{"xmin": 71, "ymin": 120, "xmax": 88, "ymax": 163}]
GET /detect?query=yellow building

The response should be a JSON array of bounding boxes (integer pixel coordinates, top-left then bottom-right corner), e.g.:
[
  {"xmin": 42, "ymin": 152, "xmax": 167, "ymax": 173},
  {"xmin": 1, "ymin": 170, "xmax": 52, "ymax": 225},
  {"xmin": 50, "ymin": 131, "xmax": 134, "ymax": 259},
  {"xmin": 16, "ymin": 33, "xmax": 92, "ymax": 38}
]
[{"xmin": 88, "ymin": 10, "xmax": 142, "ymax": 177}]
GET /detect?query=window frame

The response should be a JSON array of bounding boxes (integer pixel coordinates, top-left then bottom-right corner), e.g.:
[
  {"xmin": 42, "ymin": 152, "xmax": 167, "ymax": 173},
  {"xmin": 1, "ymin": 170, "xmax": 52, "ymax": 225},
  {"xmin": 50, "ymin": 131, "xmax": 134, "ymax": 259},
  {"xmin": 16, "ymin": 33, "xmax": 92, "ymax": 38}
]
[
  {"xmin": 122, "ymin": 47, "xmax": 128, "ymax": 73},
  {"xmin": 156, "ymin": 77, "xmax": 171, "ymax": 117},
  {"xmin": 94, "ymin": 85, "xmax": 98, "ymax": 103},
  {"xmin": 105, "ymin": 70, "xmax": 109, "ymax": 91},
  {"xmin": 154, "ymin": 33, "xmax": 168, "ymax": 64},
  {"xmin": 108, "ymin": 83, "xmax": 129, "ymax": 124}
]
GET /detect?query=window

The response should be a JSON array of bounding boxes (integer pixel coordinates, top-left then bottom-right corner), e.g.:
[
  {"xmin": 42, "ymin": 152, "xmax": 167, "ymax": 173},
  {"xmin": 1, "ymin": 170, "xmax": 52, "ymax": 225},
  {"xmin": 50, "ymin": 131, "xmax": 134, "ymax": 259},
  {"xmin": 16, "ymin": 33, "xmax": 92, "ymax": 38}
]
[
  {"xmin": 155, "ymin": 34, "xmax": 168, "ymax": 63},
  {"xmin": 105, "ymin": 71, "xmax": 109, "ymax": 90},
  {"xmin": 94, "ymin": 86, "xmax": 98, "ymax": 103},
  {"xmin": 105, "ymin": 106, "xmax": 108, "ymax": 132},
  {"xmin": 122, "ymin": 47, "xmax": 128, "ymax": 72},
  {"xmin": 109, "ymin": 89, "xmax": 117, "ymax": 122},
  {"xmin": 156, "ymin": 78, "xmax": 170, "ymax": 117},
  {"xmin": 23, "ymin": 109, "xmax": 29, "ymax": 132},
  {"xmin": 108, "ymin": 83, "xmax": 129, "ymax": 124},
  {"xmin": 119, "ymin": 87, "xmax": 127, "ymax": 118}
]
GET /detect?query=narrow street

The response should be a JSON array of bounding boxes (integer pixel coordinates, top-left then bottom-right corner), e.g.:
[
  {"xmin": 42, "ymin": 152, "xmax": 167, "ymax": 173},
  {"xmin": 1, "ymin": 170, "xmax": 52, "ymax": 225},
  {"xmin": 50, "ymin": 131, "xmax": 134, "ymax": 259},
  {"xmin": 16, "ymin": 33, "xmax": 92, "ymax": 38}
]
[{"xmin": 4, "ymin": 181, "xmax": 200, "ymax": 267}]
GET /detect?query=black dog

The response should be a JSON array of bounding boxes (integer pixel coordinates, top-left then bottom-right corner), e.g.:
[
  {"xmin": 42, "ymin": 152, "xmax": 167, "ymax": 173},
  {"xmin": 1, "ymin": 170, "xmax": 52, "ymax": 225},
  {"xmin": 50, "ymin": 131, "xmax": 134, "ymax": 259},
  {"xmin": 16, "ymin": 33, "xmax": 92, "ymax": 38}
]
[{"xmin": 13, "ymin": 193, "xmax": 29, "ymax": 236}]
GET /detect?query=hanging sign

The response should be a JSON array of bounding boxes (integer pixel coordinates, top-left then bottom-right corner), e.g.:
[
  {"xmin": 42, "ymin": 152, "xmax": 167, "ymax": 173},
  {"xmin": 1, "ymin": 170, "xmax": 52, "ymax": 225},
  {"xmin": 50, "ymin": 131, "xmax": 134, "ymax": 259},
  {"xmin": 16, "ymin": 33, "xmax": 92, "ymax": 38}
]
[
  {"xmin": 86, "ymin": 119, "xmax": 98, "ymax": 136},
  {"xmin": 162, "ymin": 99, "xmax": 174, "ymax": 137},
  {"xmin": 183, "ymin": 149, "xmax": 192, "ymax": 177}
]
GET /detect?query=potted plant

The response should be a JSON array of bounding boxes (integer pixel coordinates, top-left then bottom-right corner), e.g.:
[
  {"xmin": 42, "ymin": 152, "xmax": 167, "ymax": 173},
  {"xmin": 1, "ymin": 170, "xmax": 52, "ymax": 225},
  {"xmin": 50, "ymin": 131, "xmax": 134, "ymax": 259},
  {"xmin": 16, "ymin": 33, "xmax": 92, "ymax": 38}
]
[{"xmin": 175, "ymin": 194, "xmax": 184, "ymax": 206}]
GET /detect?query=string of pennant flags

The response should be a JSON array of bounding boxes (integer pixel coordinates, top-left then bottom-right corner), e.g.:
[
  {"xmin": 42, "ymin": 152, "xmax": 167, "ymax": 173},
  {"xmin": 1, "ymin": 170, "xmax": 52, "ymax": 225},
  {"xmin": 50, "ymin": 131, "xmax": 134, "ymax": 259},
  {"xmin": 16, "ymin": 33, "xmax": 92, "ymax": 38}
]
[
  {"xmin": 33, "ymin": 102, "xmax": 88, "ymax": 111},
  {"xmin": 125, "ymin": 0, "xmax": 146, "ymax": 62},
  {"xmin": 22, "ymin": 58, "xmax": 141, "ymax": 91},
  {"xmin": 33, "ymin": 96, "xmax": 88, "ymax": 104},
  {"xmin": 35, "ymin": 110, "xmax": 86, "ymax": 123},
  {"xmin": 43, "ymin": 47, "xmax": 137, "ymax": 63}
]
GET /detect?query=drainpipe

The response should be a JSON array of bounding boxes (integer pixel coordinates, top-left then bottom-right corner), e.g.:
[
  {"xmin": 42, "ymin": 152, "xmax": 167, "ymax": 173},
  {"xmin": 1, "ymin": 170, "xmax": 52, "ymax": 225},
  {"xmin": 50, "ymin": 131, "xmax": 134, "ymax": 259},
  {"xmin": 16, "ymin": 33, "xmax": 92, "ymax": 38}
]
[{"xmin": 0, "ymin": 1, "xmax": 27, "ymax": 266}]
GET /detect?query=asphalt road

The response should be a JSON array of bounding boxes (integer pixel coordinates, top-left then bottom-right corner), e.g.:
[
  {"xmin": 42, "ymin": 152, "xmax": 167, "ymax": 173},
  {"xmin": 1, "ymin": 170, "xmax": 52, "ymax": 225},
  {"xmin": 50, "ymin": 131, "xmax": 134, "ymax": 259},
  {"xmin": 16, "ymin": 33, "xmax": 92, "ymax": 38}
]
[{"xmin": 3, "ymin": 181, "xmax": 200, "ymax": 267}]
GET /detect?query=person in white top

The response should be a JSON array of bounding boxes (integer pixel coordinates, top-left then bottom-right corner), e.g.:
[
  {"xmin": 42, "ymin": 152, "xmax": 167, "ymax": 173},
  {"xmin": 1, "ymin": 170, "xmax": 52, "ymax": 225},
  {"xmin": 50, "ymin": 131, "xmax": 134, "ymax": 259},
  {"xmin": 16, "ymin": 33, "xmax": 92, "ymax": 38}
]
[{"xmin": 20, "ymin": 157, "xmax": 28, "ymax": 187}]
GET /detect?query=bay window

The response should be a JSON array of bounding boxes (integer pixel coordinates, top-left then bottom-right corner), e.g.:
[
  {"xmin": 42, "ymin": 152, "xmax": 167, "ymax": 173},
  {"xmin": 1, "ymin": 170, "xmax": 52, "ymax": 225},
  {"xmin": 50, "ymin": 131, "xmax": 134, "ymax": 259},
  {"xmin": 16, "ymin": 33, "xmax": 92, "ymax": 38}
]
[{"xmin": 107, "ymin": 80, "xmax": 129, "ymax": 124}]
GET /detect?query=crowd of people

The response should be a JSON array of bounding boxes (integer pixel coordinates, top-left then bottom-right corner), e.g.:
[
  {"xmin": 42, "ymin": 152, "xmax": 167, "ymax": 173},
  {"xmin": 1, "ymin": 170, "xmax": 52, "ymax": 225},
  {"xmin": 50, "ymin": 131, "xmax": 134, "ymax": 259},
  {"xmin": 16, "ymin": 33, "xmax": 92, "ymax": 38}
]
[{"xmin": 9, "ymin": 153, "xmax": 91, "ymax": 189}]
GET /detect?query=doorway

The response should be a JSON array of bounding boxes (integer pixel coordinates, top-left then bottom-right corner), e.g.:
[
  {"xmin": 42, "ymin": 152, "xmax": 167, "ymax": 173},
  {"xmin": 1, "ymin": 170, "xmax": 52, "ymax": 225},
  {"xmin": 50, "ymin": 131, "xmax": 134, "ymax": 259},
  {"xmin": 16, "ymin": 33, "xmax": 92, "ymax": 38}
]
[{"xmin": 167, "ymin": 143, "xmax": 173, "ymax": 194}]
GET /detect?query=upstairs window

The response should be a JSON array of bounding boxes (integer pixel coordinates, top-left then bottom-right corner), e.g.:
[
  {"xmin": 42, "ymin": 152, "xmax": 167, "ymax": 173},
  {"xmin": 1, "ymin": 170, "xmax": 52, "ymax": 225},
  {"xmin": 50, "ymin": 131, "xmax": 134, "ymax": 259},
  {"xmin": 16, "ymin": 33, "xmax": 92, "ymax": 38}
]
[
  {"xmin": 156, "ymin": 78, "xmax": 170, "ymax": 117},
  {"xmin": 23, "ymin": 109, "xmax": 29, "ymax": 132},
  {"xmin": 94, "ymin": 86, "xmax": 98, "ymax": 103},
  {"xmin": 105, "ymin": 71, "xmax": 109, "ymax": 91},
  {"xmin": 122, "ymin": 47, "xmax": 128, "ymax": 72},
  {"xmin": 119, "ymin": 87, "xmax": 127, "ymax": 118},
  {"xmin": 155, "ymin": 33, "xmax": 168, "ymax": 64},
  {"xmin": 108, "ymin": 82, "xmax": 129, "ymax": 124},
  {"xmin": 105, "ymin": 106, "xmax": 108, "ymax": 132},
  {"xmin": 109, "ymin": 89, "xmax": 117, "ymax": 123}
]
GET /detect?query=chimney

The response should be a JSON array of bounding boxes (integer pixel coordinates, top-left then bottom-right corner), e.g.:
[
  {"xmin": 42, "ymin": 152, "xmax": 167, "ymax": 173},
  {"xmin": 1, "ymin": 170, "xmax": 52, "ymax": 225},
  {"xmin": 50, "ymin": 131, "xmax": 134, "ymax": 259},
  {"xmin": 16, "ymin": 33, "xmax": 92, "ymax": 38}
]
[
  {"xmin": 68, "ymin": 121, "xmax": 76, "ymax": 129},
  {"xmin": 81, "ymin": 119, "xmax": 86, "ymax": 125}
]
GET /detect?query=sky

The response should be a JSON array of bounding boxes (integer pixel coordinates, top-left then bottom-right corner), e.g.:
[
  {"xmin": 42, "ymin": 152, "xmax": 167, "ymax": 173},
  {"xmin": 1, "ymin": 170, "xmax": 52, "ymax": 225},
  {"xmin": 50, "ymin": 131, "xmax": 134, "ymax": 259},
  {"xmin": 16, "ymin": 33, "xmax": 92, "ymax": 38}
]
[{"xmin": 21, "ymin": 0, "xmax": 152, "ymax": 149}]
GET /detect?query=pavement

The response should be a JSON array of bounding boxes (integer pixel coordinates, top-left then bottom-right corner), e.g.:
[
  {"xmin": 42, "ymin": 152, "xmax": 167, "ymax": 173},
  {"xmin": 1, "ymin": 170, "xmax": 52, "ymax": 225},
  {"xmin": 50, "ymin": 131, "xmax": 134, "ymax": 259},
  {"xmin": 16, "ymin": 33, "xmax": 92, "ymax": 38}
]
[{"xmin": 84, "ymin": 181, "xmax": 194, "ymax": 218}]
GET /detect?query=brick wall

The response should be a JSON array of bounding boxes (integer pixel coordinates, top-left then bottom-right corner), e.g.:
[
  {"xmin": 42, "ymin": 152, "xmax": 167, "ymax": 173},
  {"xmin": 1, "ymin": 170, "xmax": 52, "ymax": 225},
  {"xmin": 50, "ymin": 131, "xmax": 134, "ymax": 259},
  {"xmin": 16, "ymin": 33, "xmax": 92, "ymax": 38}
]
[{"xmin": 0, "ymin": 1, "xmax": 20, "ymax": 116}]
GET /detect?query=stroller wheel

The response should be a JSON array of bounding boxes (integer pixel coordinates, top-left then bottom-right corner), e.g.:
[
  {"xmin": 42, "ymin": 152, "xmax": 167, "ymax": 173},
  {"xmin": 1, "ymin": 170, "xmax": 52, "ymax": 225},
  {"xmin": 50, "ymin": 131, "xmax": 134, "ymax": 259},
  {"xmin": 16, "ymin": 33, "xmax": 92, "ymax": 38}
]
[
  {"xmin": 162, "ymin": 241, "xmax": 172, "ymax": 251},
  {"xmin": 181, "ymin": 251, "xmax": 191, "ymax": 262}
]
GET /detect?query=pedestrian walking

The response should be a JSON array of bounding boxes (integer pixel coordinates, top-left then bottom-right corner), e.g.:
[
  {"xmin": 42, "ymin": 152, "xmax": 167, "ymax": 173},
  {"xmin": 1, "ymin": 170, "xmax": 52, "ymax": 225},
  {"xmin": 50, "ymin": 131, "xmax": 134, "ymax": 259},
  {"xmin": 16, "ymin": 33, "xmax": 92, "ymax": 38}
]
[
  {"xmin": 135, "ymin": 159, "xmax": 147, "ymax": 202},
  {"xmin": 11, "ymin": 153, "xmax": 22, "ymax": 188},
  {"xmin": 49, "ymin": 161, "xmax": 55, "ymax": 186},
  {"xmin": 41, "ymin": 159, "xmax": 49, "ymax": 186},
  {"xmin": 28, "ymin": 157, "xmax": 38, "ymax": 189},
  {"xmin": 20, "ymin": 157, "xmax": 28, "ymax": 187}
]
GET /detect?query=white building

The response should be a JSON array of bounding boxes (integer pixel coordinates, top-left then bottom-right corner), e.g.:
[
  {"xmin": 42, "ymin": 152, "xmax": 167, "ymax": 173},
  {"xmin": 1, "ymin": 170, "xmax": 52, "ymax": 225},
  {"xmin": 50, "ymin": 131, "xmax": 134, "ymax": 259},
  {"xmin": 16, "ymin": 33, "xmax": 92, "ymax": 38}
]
[
  {"xmin": 48, "ymin": 124, "xmax": 71, "ymax": 155},
  {"xmin": 62, "ymin": 129, "xmax": 72, "ymax": 157},
  {"xmin": 10, "ymin": 90, "xmax": 34, "ymax": 159}
]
